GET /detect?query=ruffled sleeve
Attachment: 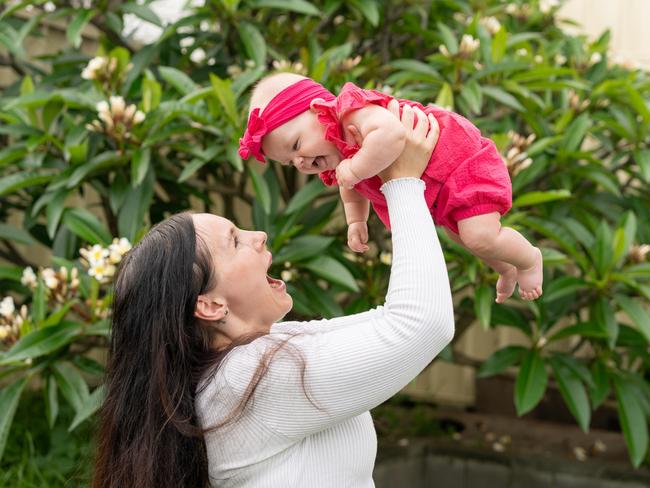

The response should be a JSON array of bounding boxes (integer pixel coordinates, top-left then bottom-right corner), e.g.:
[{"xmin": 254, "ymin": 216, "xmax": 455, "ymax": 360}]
[{"xmin": 313, "ymin": 83, "xmax": 394, "ymax": 188}]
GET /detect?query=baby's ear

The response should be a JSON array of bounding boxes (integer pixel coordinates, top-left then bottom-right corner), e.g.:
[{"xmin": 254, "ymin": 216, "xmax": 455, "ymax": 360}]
[{"xmin": 310, "ymin": 98, "xmax": 325, "ymax": 111}]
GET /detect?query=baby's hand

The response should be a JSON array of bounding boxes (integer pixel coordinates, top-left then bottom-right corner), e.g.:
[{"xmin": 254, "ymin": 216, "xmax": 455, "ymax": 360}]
[
  {"xmin": 347, "ymin": 221, "xmax": 369, "ymax": 253},
  {"xmin": 336, "ymin": 159, "xmax": 362, "ymax": 189}
]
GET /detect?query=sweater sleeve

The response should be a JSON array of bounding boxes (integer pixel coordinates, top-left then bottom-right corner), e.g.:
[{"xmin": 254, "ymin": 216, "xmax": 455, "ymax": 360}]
[{"xmin": 224, "ymin": 178, "xmax": 454, "ymax": 438}]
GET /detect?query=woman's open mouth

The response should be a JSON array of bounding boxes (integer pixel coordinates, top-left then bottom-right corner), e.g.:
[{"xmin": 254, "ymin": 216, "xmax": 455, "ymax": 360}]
[{"xmin": 266, "ymin": 275, "xmax": 286, "ymax": 291}]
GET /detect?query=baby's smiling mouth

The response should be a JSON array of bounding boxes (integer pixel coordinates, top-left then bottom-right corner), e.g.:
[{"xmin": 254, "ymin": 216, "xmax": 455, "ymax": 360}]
[{"xmin": 313, "ymin": 156, "xmax": 326, "ymax": 170}]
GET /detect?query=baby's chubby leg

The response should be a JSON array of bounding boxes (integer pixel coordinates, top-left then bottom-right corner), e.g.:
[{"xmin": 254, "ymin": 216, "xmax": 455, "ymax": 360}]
[
  {"xmin": 456, "ymin": 212, "xmax": 543, "ymax": 301},
  {"xmin": 444, "ymin": 229, "xmax": 517, "ymax": 303}
]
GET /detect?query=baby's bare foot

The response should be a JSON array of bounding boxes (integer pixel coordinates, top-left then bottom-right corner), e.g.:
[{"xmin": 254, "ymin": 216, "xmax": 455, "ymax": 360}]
[
  {"xmin": 495, "ymin": 266, "xmax": 518, "ymax": 303},
  {"xmin": 517, "ymin": 247, "xmax": 543, "ymax": 301}
]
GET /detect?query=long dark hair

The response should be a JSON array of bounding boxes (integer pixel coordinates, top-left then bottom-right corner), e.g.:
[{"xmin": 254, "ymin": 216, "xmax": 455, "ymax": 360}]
[{"xmin": 92, "ymin": 213, "xmax": 310, "ymax": 488}]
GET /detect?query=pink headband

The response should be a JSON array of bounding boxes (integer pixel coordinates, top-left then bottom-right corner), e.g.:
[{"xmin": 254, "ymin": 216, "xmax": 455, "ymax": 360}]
[{"xmin": 238, "ymin": 78, "xmax": 335, "ymax": 163}]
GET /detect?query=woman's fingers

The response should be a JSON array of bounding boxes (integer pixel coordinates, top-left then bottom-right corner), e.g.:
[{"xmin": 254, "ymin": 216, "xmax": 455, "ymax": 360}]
[
  {"xmin": 400, "ymin": 104, "xmax": 415, "ymax": 130},
  {"xmin": 425, "ymin": 114, "xmax": 440, "ymax": 152},
  {"xmin": 412, "ymin": 106, "xmax": 428, "ymax": 139},
  {"xmin": 387, "ymin": 99, "xmax": 400, "ymax": 118}
]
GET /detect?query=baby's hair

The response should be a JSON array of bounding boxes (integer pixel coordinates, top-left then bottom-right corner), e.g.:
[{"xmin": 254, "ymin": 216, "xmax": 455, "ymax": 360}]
[{"xmin": 249, "ymin": 72, "xmax": 308, "ymax": 116}]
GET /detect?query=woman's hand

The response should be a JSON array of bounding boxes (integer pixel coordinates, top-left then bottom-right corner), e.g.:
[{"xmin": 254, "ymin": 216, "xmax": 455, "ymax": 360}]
[{"xmin": 378, "ymin": 100, "xmax": 439, "ymax": 182}]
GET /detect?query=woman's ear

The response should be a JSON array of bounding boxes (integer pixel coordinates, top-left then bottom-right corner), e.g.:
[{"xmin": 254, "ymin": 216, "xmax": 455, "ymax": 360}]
[
  {"xmin": 309, "ymin": 98, "xmax": 325, "ymax": 111},
  {"xmin": 194, "ymin": 295, "xmax": 228, "ymax": 322}
]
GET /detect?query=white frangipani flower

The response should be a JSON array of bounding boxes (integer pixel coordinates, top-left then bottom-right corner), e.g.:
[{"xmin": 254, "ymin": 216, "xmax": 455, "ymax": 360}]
[
  {"xmin": 459, "ymin": 35, "xmax": 480, "ymax": 56},
  {"xmin": 190, "ymin": 48, "xmax": 207, "ymax": 64},
  {"xmin": 480, "ymin": 16, "xmax": 501, "ymax": 35},
  {"xmin": 21, "ymin": 267, "xmax": 37, "ymax": 288},
  {"xmin": 41, "ymin": 267, "xmax": 60, "ymax": 289},
  {"xmin": 88, "ymin": 262, "xmax": 116, "ymax": 281},
  {"xmin": 590, "ymin": 52, "xmax": 603, "ymax": 64},
  {"xmin": 0, "ymin": 296, "xmax": 15, "ymax": 319},
  {"xmin": 280, "ymin": 270, "xmax": 293, "ymax": 282},
  {"xmin": 108, "ymin": 238, "xmax": 132, "ymax": 264}
]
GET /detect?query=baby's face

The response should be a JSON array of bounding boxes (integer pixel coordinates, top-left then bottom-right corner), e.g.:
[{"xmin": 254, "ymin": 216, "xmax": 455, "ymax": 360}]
[{"xmin": 262, "ymin": 110, "xmax": 341, "ymax": 174}]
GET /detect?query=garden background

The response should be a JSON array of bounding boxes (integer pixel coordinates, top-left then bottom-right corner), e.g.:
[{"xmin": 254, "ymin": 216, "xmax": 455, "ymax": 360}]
[{"xmin": 0, "ymin": 0, "xmax": 649, "ymax": 486}]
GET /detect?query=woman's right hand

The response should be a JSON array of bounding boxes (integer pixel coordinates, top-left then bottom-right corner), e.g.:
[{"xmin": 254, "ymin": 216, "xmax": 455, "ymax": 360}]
[{"xmin": 379, "ymin": 100, "xmax": 439, "ymax": 183}]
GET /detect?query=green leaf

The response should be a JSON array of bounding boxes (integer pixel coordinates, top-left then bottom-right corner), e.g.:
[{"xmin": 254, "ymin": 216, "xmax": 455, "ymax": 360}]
[
  {"xmin": 250, "ymin": 0, "xmax": 320, "ymax": 16},
  {"xmin": 612, "ymin": 211, "xmax": 637, "ymax": 264},
  {"xmin": 512, "ymin": 190, "xmax": 571, "ymax": 208},
  {"xmin": 0, "ymin": 169, "xmax": 56, "ymax": 197},
  {"xmin": 249, "ymin": 167, "xmax": 271, "ymax": 214},
  {"xmin": 491, "ymin": 27, "xmax": 507, "ymax": 63},
  {"xmin": 237, "ymin": 22, "xmax": 266, "ymax": 67},
  {"xmin": 589, "ymin": 361, "xmax": 610, "ymax": 410},
  {"xmin": 120, "ymin": 3, "xmax": 163, "ymax": 27},
  {"xmin": 460, "ymin": 80, "xmax": 483, "ymax": 114},
  {"xmin": 482, "ymin": 86, "xmax": 525, "ymax": 111},
  {"xmin": 549, "ymin": 356, "xmax": 591, "ymax": 432},
  {"xmin": 284, "ymin": 178, "xmax": 325, "ymax": 214},
  {"xmin": 474, "ymin": 284, "xmax": 493, "ymax": 329},
  {"xmin": 548, "ymin": 322, "xmax": 608, "ymax": 342},
  {"xmin": 615, "ymin": 295, "xmax": 650, "ymax": 343},
  {"xmin": 542, "ymin": 276, "xmax": 588, "ymax": 303},
  {"xmin": 477, "ymin": 345, "xmax": 527, "ymax": 378},
  {"xmin": 52, "ymin": 363, "xmax": 89, "ymax": 414},
  {"xmin": 46, "ymin": 189, "xmax": 68, "ymax": 239},
  {"xmin": 437, "ymin": 22, "xmax": 458, "ymax": 54},
  {"xmin": 66, "ymin": 151, "xmax": 124, "ymax": 188},
  {"xmin": 0, "ymin": 378, "xmax": 28, "ymax": 462},
  {"xmin": 349, "ymin": 0, "xmax": 380, "ymax": 26},
  {"xmin": 563, "ymin": 113, "xmax": 590, "ymax": 153},
  {"xmin": 491, "ymin": 304, "xmax": 532, "ymax": 335},
  {"xmin": 592, "ymin": 220, "xmax": 614, "ymax": 276},
  {"xmin": 435, "ymin": 82, "xmax": 454, "ymax": 110},
  {"xmin": 0, "ymin": 223, "xmax": 34, "ymax": 245},
  {"xmin": 613, "ymin": 376, "xmax": 649, "ymax": 467},
  {"xmin": 142, "ymin": 75, "xmax": 162, "ymax": 112},
  {"xmin": 0, "ymin": 322, "xmax": 83, "ymax": 365},
  {"xmin": 514, "ymin": 350, "xmax": 547, "ymax": 416},
  {"xmin": 69, "ymin": 385, "xmax": 105, "ymax": 431},
  {"xmin": 275, "ymin": 235, "xmax": 334, "ymax": 263},
  {"xmin": 132, "ymin": 147, "xmax": 151, "ymax": 187},
  {"xmin": 592, "ymin": 298, "xmax": 619, "ymax": 348},
  {"xmin": 44, "ymin": 375, "xmax": 59, "ymax": 429},
  {"xmin": 210, "ymin": 74, "xmax": 239, "ymax": 126},
  {"xmin": 158, "ymin": 66, "xmax": 199, "ymax": 96},
  {"xmin": 67, "ymin": 9, "xmax": 96, "ymax": 48},
  {"xmin": 0, "ymin": 21, "xmax": 25, "ymax": 58},
  {"xmin": 303, "ymin": 256, "xmax": 360, "ymax": 292},
  {"xmin": 62, "ymin": 208, "xmax": 112, "ymax": 245},
  {"xmin": 633, "ymin": 149, "xmax": 650, "ymax": 183}
]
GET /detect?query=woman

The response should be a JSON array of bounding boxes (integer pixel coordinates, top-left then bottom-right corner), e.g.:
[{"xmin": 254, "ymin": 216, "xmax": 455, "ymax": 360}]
[{"xmin": 93, "ymin": 102, "xmax": 454, "ymax": 488}]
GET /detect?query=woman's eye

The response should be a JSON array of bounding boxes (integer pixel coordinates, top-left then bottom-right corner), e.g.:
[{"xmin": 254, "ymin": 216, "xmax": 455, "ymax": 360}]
[{"xmin": 233, "ymin": 237, "xmax": 239, "ymax": 247}]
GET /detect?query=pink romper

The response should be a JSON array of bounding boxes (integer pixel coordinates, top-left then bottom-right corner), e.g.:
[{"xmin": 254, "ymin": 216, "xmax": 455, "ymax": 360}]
[{"xmin": 314, "ymin": 83, "xmax": 512, "ymax": 234}]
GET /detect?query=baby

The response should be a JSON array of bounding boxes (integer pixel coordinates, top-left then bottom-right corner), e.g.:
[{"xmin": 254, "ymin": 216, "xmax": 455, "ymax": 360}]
[{"xmin": 239, "ymin": 73, "xmax": 543, "ymax": 302}]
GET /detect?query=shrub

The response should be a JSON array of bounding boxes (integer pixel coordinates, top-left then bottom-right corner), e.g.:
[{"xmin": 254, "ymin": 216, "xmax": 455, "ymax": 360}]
[{"xmin": 0, "ymin": 0, "xmax": 648, "ymax": 471}]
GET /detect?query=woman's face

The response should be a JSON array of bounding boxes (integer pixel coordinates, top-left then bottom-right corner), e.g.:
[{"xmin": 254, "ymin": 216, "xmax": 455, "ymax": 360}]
[{"xmin": 192, "ymin": 214, "xmax": 293, "ymax": 330}]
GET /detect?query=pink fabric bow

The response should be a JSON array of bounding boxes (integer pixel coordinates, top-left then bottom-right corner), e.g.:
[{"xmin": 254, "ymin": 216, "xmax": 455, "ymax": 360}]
[{"xmin": 238, "ymin": 78, "xmax": 335, "ymax": 163}]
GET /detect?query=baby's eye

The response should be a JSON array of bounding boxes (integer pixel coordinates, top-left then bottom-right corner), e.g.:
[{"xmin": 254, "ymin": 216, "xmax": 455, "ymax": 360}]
[{"xmin": 292, "ymin": 140, "xmax": 299, "ymax": 151}]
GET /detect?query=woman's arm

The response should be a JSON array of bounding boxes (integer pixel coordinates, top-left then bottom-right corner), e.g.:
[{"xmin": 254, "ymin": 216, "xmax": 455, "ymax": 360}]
[{"xmin": 225, "ymin": 110, "xmax": 453, "ymax": 438}]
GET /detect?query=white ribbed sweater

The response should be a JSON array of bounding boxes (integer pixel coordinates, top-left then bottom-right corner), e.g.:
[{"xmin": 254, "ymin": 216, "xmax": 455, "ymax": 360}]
[{"xmin": 196, "ymin": 178, "xmax": 455, "ymax": 488}]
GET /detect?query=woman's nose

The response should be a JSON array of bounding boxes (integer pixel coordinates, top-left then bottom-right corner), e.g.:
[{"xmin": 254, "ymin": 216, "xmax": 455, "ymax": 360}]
[{"xmin": 254, "ymin": 231, "xmax": 267, "ymax": 250}]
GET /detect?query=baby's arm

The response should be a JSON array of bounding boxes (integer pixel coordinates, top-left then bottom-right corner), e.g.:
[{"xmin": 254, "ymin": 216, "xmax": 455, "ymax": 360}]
[
  {"xmin": 340, "ymin": 186, "xmax": 370, "ymax": 253},
  {"xmin": 336, "ymin": 104, "xmax": 407, "ymax": 188}
]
